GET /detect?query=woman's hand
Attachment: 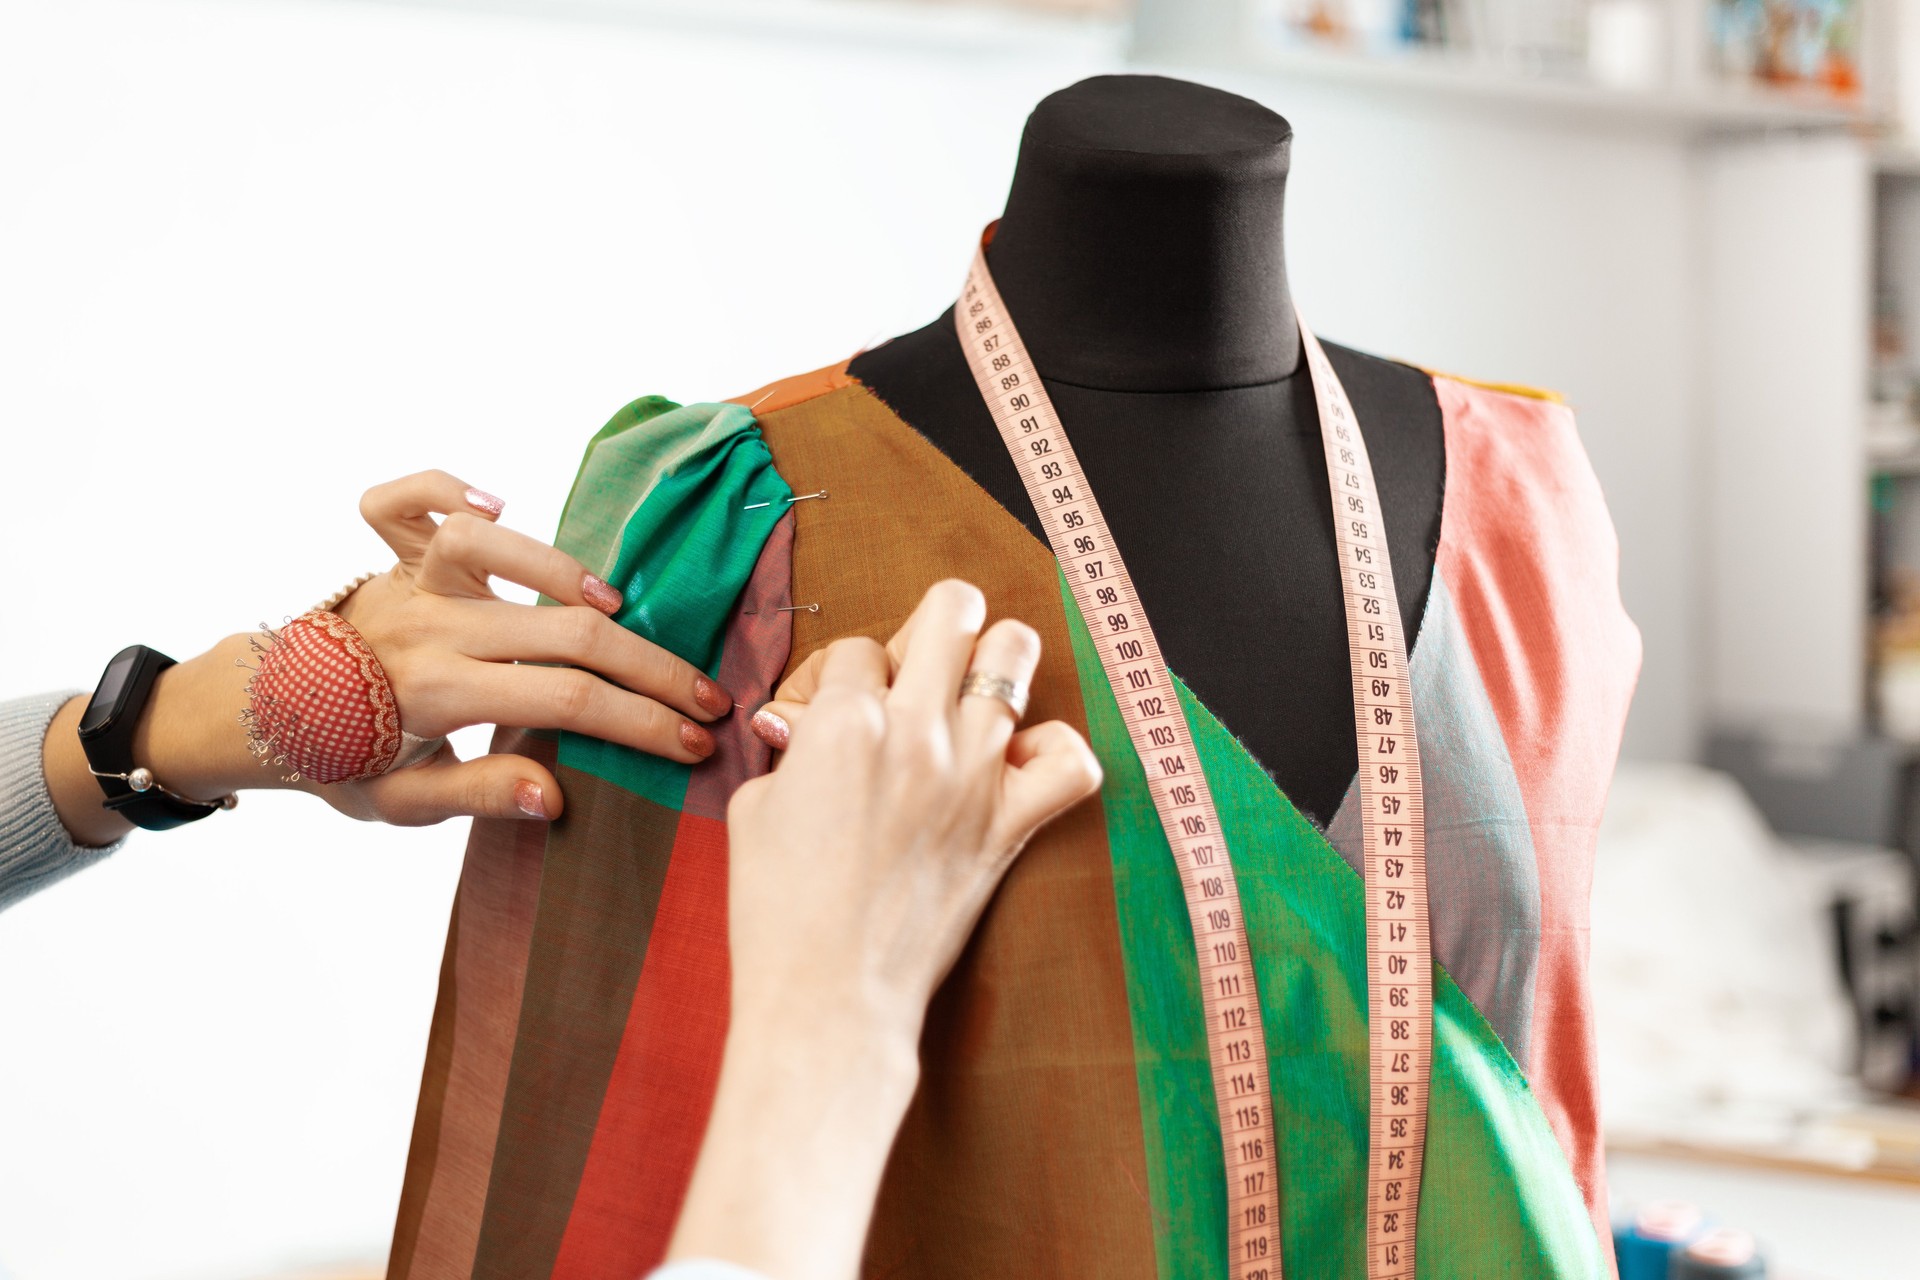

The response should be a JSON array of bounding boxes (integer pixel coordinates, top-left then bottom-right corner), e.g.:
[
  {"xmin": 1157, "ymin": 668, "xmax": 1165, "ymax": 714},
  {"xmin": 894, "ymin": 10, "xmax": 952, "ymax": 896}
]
[
  {"xmin": 46, "ymin": 470, "xmax": 735, "ymax": 844},
  {"xmin": 668, "ymin": 579, "xmax": 1102, "ymax": 1280},
  {"xmin": 726, "ymin": 578, "xmax": 1100, "ymax": 1042},
  {"xmin": 315, "ymin": 471, "xmax": 732, "ymax": 824}
]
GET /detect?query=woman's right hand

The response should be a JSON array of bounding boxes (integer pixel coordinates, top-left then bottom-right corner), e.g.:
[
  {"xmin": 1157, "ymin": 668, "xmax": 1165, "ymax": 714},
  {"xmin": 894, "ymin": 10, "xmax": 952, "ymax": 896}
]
[
  {"xmin": 724, "ymin": 578, "xmax": 1102, "ymax": 1042},
  {"xmin": 669, "ymin": 580, "xmax": 1102, "ymax": 1280}
]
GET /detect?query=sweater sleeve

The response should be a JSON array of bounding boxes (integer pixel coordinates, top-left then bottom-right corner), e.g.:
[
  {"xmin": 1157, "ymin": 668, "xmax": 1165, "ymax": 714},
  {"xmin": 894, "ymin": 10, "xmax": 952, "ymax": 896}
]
[{"xmin": 0, "ymin": 692, "xmax": 126, "ymax": 912}]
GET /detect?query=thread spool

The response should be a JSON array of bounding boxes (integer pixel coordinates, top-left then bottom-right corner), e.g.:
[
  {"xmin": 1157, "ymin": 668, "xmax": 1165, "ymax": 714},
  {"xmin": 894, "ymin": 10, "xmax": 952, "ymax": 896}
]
[
  {"xmin": 1671, "ymin": 1228, "xmax": 1766, "ymax": 1280},
  {"xmin": 1614, "ymin": 1201, "xmax": 1705, "ymax": 1280}
]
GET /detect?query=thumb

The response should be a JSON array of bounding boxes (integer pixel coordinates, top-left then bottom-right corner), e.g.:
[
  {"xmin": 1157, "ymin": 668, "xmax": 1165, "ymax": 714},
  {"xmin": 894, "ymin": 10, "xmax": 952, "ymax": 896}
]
[
  {"xmin": 356, "ymin": 748, "xmax": 566, "ymax": 826},
  {"xmin": 747, "ymin": 699, "xmax": 809, "ymax": 750}
]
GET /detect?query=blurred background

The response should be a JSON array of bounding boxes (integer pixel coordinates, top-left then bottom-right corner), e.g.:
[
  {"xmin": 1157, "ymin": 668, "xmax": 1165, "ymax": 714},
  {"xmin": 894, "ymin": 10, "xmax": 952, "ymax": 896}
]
[{"xmin": 3, "ymin": 0, "xmax": 1919, "ymax": 1276}]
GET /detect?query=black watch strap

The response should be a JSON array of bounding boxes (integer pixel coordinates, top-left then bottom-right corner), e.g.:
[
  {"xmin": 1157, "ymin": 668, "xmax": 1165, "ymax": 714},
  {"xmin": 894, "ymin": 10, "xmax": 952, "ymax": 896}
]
[{"xmin": 77, "ymin": 645, "xmax": 224, "ymax": 832}]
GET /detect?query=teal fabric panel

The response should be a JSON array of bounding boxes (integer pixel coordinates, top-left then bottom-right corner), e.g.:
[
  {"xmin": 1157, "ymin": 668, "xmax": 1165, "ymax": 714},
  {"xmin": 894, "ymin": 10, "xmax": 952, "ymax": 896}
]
[{"xmin": 553, "ymin": 400, "xmax": 791, "ymax": 807}]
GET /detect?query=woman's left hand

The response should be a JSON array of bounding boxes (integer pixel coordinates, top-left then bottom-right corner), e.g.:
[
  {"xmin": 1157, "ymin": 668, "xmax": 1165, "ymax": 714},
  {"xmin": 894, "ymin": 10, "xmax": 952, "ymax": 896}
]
[
  {"xmin": 46, "ymin": 469, "xmax": 738, "ymax": 843},
  {"xmin": 310, "ymin": 470, "xmax": 734, "ymax": 825}
]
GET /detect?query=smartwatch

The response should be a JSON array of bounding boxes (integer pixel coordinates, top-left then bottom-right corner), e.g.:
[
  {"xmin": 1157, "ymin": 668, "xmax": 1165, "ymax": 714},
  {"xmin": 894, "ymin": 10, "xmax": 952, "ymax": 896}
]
[{"xmin": 78, "ymin": 644, "xmax": 232, "ymax": 831}]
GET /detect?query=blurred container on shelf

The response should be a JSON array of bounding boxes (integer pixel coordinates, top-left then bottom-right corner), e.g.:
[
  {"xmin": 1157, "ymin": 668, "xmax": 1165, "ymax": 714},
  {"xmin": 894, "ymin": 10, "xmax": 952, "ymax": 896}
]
[
  {"xmin": 1878, "ymin": 569, "xmax": 1920, "ymax": 740},
  {"xmin": 1270, "ymin": 0, "xmax": 1591, "ymax": 64},
  {"xmin": 1590, "ymin": 0, "xmax": 1670, "ymax": 89},
  {"xmin": 1865, "ymin": 402, "xmax": 1920, "ymax": 470},
  {"xmin": 1873, "ymin": 277, "xmax": 1910, "ymax": 405},
  {"xmin": 1615, "ymin": 1200, "xmax": 1709, "ymax": 1280},
  {"xmin": 1214, "ymin": 0, "xmax": 1876, "ymax": 117},
  {"xmin": 1484, "ymin": 0, "xmax": 1590, "ymax": 72},
  {"xmin": 1613, "ymin": 1206, "xmax": 1769, "ymax": 1280},
  {"xmin": 1710, "ymin": 0, "xmax": 1863, "ymax": 96},
  {"xmin": 1671, "ymin": 1228, "xmax": 1768, "ymax": 1279},
  {"xmin": 1271, "ymin": 0, "xmax": 1445, "ymax": 50}
]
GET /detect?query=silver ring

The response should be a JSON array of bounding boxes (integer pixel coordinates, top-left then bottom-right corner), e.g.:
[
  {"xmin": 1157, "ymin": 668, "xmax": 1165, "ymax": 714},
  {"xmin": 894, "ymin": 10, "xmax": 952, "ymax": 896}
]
[{"xmin": 959, "ymin": 670, "xmax": 1028, "ymax": 721}]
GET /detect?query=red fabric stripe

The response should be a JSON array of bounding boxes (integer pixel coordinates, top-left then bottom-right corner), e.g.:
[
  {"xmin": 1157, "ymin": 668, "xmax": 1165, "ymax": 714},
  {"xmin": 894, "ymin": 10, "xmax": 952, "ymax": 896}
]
[
  {"xmin": 549, "ymin": 513, "xmax": 793, "ymax": 1276},
  {"xmin": 1431, "ymin": 375, "xmax": 1641, "ymax": 1276},
  {"xmin": 548, "ymin": 811, "xmax": 730, "ymax": 1278}
]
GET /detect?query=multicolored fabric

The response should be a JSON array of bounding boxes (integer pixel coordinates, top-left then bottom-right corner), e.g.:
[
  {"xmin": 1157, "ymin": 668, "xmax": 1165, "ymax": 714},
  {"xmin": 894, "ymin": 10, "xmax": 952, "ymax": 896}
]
[{"xmin": 388, "ymin": 358, "xmax": 1639, "ymax": 1279}]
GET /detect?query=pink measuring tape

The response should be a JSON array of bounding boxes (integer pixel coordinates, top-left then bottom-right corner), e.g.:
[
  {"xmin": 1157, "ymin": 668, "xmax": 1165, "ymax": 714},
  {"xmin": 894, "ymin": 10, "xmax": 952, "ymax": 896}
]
[{"xmin": 956, "ymin": 242, "xmax": 1432, "ymax": 1279}]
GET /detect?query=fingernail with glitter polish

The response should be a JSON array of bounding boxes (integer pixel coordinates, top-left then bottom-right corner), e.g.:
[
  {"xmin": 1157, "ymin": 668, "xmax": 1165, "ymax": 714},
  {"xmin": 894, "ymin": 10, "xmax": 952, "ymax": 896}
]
[
  {"xmin": 582, "ymin": 574, "xmax": 622, "ymax": 616},
  {"xmin": 750, "ymin": 709, "xmax": 790, "ymax": 750},
  {"xmin": 514, "ymin": 780, "xmax": 550, "ymax": 819},
  {"xmin": 681, "ymin": 721, "xmax": 716, "ymax": 760},
  {"xmin": 465, "ymin": 488, "xmax": 506, "ymax": 518},
  {"xmin": 693, "ymin": 676, "xmax": 734, "ymax": 718}
]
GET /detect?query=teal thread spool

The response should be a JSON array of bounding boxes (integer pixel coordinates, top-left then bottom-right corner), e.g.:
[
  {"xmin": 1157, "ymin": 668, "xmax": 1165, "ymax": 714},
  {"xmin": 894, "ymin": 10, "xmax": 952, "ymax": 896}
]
[
  {"xmin": 1670, "ymin": 1228, "xmax": 1765, "ymax": 1280},
  {"xmin": 1614, "ymin": 1201, "xmax": 1704, "ymax": 1280}
]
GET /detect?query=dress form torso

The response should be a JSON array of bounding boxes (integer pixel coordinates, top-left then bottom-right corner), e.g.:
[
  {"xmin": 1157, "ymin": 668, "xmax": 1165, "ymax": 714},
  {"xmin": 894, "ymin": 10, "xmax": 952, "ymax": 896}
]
[
  {"xmin": 381, "ymin": 71, "xmax": 1640, "ymax": 1280},
  {"xmin": 848, "ymin": 74, "xmax": 1446, "ymax": 827}
]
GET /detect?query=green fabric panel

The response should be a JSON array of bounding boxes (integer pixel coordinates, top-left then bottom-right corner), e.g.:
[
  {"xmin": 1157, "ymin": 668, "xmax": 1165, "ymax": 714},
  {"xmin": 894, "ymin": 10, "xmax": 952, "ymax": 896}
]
[
  {"xmin": 556, "ymin": 394, "xmax": 682, "ymax": 538},
  {"xmin": 1068, "ymin": 583, "xmax": 1221, "ymax": 1277},
  {"xmin": 551, "ymin": 400, "xmax": 791, "ymax": 807},
  {"xmin": 1061, "ymin": 575, "xmax": 1605, "ymax": 1280}
]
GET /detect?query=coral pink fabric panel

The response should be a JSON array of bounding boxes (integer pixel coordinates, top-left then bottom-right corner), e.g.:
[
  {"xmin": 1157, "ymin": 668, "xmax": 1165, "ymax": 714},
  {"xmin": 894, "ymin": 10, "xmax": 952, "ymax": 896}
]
[{"xmin": 1430, "ymin": 376, "xmax": 1641, "ymax": 1273}]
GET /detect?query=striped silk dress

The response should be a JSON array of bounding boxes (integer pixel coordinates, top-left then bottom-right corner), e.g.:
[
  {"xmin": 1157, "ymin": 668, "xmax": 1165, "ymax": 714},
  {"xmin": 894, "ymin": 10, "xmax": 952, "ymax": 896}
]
[{"xmin": 386, "ymin": 352, "xmax": 1640, "ymax": 1280}]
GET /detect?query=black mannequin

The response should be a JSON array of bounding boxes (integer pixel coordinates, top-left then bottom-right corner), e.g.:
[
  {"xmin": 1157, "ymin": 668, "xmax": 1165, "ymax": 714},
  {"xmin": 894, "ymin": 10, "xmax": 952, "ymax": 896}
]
[{"xmin": 849, "ymin": 75, "xmax": 1445, "ymax": 828}]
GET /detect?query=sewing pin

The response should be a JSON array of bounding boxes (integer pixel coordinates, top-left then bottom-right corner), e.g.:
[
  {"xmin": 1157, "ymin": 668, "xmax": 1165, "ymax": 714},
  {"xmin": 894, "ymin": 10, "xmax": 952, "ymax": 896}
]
[{"xmin": 744, "ymin": 489, "xmax": 828, "ymax": 512}]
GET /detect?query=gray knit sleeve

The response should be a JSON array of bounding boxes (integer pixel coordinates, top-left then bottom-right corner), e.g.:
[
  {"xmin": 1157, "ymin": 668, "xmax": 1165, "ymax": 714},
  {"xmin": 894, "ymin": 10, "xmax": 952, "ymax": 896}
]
[{"xmin": 0, "ymin": 692, "xmax": 126, "ymax": 913}]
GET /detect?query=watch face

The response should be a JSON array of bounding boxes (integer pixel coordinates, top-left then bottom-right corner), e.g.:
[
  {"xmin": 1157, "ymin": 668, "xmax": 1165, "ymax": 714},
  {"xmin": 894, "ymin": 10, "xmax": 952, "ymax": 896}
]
[{"xmin": 80, "ymin": 649, "xmax": 140, "ymax": 735}]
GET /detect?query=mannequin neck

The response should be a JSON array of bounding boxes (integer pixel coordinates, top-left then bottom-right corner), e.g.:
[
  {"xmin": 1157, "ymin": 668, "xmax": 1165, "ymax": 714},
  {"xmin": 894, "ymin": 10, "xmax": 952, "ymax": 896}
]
[{"xmin": 983, "ymin": 74, "xmax": 1301, "ymax": 394}]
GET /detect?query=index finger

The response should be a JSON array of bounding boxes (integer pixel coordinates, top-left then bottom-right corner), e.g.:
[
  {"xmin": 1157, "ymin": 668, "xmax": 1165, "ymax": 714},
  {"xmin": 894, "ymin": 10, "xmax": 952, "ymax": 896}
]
[
  {"xmin": 360, "ymin": 469, "xmax": 507, "ymax": 562},
  {"xmin": 451, "ymin": 600, "xmax": 733, "ymax": 722},
  {"xmin": 889, "ymin": 579, "xmax": 987, "ymax": 716}
]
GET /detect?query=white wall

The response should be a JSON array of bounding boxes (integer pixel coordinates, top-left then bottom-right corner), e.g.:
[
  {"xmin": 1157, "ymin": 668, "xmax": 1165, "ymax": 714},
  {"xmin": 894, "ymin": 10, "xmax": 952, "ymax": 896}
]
[
  {"xmin": 1700, "ymin": 135, "xmax": 1872, "ymax": 732},
  {"xmin": 0, "ymin": 1, "xmax": 1711, "ymax": 1276}
]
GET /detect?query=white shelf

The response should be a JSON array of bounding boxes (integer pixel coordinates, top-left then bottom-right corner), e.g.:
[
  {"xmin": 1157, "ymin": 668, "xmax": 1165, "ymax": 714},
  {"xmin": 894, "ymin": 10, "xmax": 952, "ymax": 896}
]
[
  {"xmin": 370, "ymin": 0, "xmax": 1127, "ymax": 59},
  {"xmin": 377, "ymin": 0, "xmax": 1871, "ymax": 136},
  {"xmin": 1133, "ymin": 38, "xmax": 1872, "ymax": 137}
]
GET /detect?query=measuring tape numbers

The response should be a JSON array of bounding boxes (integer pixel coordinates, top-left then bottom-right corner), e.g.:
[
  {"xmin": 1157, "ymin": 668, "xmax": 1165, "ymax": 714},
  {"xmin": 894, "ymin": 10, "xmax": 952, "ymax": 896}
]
[
  {"xmin": 955, "ymin": 245, "xmax": 1432, "ymax": 1280},
  {"xmin": 1297, "ymin": 320, "xmax": 1434, "ymax": 1280}
]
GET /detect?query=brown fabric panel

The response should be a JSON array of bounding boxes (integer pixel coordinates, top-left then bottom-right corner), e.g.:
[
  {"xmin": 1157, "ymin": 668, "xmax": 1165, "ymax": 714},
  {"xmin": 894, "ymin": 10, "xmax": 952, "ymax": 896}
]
[
  {"xmin": 757, "ymin": 382, "xmax": 1157, "ymax": 1280},
  {"xmin": 387, "ymin": 894, "xmax": 460, "ymax": 1280},
  {"xmin": 391, "ymin": 726, "xmax": 555, "ymax": 1280},
  {"xmin": 470, "ymin": 767, "xmax": 683, "ymax": 1280}
]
